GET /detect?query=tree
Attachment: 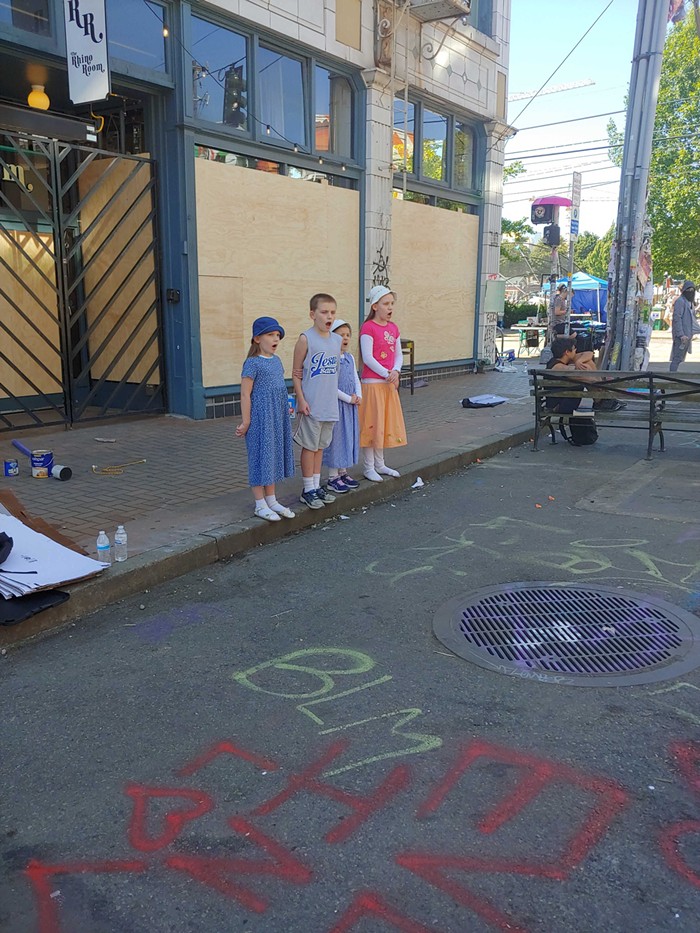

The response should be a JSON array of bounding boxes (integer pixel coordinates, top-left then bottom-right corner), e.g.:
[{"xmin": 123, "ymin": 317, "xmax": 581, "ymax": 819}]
[
  {"xmin": 607, "ymin": 18, "xmax": 700, "ymax": 280},
  {"xmin": 503, "ymin": 159, "xmax": 525, "ymax": 181},
  {"xmin": 501, "ymin": 216, "xmax": 534, "ymax": 262},
  {"xmin": 573, "ymin": 231, "xmax": 600, "ymax": 271},
  {"xmin": 585, "ymin": 224, "xmax": 615, "ymax": 280}
]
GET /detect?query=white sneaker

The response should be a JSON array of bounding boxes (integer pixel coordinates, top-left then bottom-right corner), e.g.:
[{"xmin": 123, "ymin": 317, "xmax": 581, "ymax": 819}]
[
  {"xmin": 254, "ymin": 505, "xmax": 281, "ymax": 522},
  {"xmin": 364, "ymin": 469, "xmax": 383, "ymax": 482},
  {"xmin": 377, "ymin": 466, "xmax": 400, "ymax": 478}
]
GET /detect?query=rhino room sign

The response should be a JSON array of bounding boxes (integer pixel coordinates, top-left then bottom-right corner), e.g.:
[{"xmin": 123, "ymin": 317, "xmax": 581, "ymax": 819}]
[{"xmin": 64, "ymin": 0, "xmax": 111, "ymax": 105}]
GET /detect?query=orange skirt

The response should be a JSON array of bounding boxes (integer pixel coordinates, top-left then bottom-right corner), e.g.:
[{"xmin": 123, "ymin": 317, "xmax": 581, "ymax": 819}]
[{"xmin": 359, "ymin": 382, "xmax": 407, "ymax": 449}]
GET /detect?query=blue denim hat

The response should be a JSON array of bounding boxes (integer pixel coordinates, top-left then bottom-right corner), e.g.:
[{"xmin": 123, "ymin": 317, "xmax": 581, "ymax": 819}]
[{"xmin": 252, "ymin": 316, "xmax": 285, "ymax": 339}]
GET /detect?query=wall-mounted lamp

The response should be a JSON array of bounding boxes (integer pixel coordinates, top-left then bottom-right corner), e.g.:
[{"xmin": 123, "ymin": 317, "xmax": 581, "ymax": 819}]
[{"xmin": 27, "ymin": 84, "xmax": 50, "ymax": 111}]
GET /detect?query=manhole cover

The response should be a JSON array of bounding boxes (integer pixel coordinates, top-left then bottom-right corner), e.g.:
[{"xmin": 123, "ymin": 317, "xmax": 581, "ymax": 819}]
[{"xmin": 433, "ymin": 583, "xmax": 700, "ymax": 687}]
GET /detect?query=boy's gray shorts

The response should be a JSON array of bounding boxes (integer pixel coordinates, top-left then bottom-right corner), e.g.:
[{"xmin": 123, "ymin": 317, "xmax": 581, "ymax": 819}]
[{"xmin": 293, "ymin": 414, "xmax": 335, "ymax": 451}]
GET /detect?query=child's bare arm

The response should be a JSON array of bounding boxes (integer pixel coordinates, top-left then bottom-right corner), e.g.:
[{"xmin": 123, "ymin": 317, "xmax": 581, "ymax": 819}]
[
  {"xmin": 292, "ymin": 334, "xmax": 310, "ymax": 415},
  {"xmin": 235, "ymin": 377, "xmax": 254, "ymax": 436}
]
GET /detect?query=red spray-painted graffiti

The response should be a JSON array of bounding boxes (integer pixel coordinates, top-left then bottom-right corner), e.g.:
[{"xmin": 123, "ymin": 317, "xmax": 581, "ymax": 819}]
[
  {"xmin": 659, "ymin": 740, "xmax": 700, "ymax": 889},
  {"xmin": 22, "ymin": 737, "xmax": 698, "ymax": 933}
]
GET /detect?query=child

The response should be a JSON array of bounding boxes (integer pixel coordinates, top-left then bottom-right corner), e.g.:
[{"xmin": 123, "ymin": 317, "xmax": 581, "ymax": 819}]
[
  {"xmin": 292, "ymin": 293, "xmax": 342, "ymax": 509},
  {"xmin": 235, "ymin": 317, "xmax": 296, "ymax": 522},
  {"xmin": 322, "ymin": 319, "xmax": 361, "ymax": 493},
  {"xmin": 359, "ymin": 285, "xmax": 407, "ymax": 482}
]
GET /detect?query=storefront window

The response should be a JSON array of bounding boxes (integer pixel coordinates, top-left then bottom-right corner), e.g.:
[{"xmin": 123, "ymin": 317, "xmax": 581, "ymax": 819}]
[
  {"xmin": 393, "ymin": 99, "xmax": 414, "ymax": 174},
  {"xmin": 314, "ymin": 67, "xmax": 353, "ymax": 158},
  {"xmin": 258, "ymin": 46, "xmax": 305, "ymax": 147},
  {"xmin": 191, "ymin": 17, "xmax": 248, "ymax": 127},
  {"xmin": 194, "ymin": 146, "xmax": 280, "ymax": 174},
  {"xmin": 454, "ymin": 121, "xmax": 475, "ymax": 189},
  {"xmin": 422, "ymin": 109, "xmax": 447, "ymax": 182},
  {"xmin": 0, "ymin": 0, "xmax": 50, "ymax": 35},
  {"xmin": 106, "ymin": 0, "xmax": 166, "ymax": 71}
]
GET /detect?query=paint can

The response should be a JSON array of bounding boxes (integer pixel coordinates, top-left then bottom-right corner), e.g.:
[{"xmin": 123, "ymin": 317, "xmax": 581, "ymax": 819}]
[
  {"xmin": 30, "ymin": 449, "xmax": 54, "ymax": 479},
  {"xmin": 3, "ymin": 458, "xmax": 19, "ymax": 477},
  {"xmin": 50, "ymin": 464, "xmax": 72, "ymax": 481}
]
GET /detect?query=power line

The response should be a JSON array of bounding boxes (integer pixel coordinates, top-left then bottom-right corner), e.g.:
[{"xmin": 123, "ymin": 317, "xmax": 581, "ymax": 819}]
[
  {"xmin": 505, "ymin": 130, "xmax": 700, "ymax": 162},
  {"xmin": 487, "ymin": 0, "xmax": 617, "ymax": 156},
  {"xmin": 512, "ymin": 109, "xmax": 625, "ymax": 133},
  {"xmin": 504, "ymin": 164, "xmax": 619, "ymax": 186}
]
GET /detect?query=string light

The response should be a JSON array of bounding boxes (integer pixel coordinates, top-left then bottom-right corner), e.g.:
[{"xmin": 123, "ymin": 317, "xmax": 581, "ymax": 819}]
[
  {"xmin": 293, "ymin": 143, "xmax": 298, "ymax": 152},
  {"xmin": 162, "ymin": 25, "xmax": 169, "ymax": 37},
  {"xmin": 265, "ymin": 124, "xmax": 271, "ymax": 135},
  {"xmin": 341, "ymin": 163, "xmax": 346, "ymax": 171},
  {"xmin": 318, "ymin": 156, "xmax": 323, "ymax": 165}
]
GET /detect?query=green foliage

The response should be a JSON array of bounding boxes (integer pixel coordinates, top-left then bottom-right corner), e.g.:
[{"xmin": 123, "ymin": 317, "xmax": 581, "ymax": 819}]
[
  {"xmin": 503, "ymin": 301, "xmax": 541, "ymax": 327},
  {"xmin": 503, "ymin": 159, "xmax": 526, "ymax": 180},
  {"xmin": 573, "ymin": 231, "xmax": 600, "ymax": 269},
  {"xmin": 585, "ymin": 224, "xmax": 614, "ymax": 280},
  {"xmin": 607, "ymin": 19, "xmax": 700, "ymax": 280},
  {"xmin": 501, "ymin": 216, "xmax": 534, "ymax": 262}
]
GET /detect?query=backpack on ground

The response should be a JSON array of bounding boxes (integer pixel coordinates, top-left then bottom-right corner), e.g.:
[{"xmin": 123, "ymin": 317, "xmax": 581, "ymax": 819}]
[{"xmin": 558, "ymin": 416, "xmax": 598, "ymax": 446}]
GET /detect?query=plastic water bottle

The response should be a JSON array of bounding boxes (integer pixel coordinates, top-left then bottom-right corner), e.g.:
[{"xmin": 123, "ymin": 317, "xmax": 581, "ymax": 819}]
[
  {"xmin": 114, "ymin": 525, "xmax": 128, "ymax": 562},
  {"xmin": 96, "ymin": 530, "xmax": 111, "ymax": 565}
]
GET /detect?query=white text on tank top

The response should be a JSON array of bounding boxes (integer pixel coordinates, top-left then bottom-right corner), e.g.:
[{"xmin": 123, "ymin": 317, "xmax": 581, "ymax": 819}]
[{"xmin": 302, "ymin": 327, "xmax": 342, "ymax": 422}]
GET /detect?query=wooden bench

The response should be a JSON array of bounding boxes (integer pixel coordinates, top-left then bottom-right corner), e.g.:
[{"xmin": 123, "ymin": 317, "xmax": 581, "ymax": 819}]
[{"xmin": 529, "ymin": 369, "xmax": 700, "ymax": 459}]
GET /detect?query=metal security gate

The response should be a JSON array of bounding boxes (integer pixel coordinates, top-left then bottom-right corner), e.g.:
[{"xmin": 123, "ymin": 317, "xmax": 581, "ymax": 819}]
[{"xmin": 0, "ymin": 131, "xmax": 166, "ymax": 431}]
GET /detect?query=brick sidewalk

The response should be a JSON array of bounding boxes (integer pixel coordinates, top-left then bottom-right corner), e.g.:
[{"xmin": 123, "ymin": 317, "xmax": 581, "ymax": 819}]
[{"xmin": 0, "ymin": 368, "xmax": 532, "ymax": 560}]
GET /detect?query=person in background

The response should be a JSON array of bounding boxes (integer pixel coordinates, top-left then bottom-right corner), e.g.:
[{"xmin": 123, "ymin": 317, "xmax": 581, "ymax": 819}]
[
  {"xmin": 552, "ymin": 285, "xmax": 569, "ymax": 335},
  {"xmin": 670, "ymin": 280, "xmax": 700, "ymax": 372}
]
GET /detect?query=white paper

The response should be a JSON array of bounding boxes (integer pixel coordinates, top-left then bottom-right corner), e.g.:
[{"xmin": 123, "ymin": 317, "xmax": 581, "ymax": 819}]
[{"xmin": 0, "ymin": 515, "xmax": 107, "ymax": 599}]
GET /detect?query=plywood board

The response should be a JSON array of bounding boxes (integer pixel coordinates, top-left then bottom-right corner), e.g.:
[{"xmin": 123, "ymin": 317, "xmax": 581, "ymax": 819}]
[
  {"xmin": 390, "ymin": 199, "xmax": 479, "ymax": 363},
  {"xmin": 196, "ymin": 159, "xmax": 360, "ymax": 387}
]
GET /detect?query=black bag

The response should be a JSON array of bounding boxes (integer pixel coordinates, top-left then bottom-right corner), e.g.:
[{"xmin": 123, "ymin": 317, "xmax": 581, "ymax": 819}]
[{"xmin": 559, "ymin": 416, "xmax": 598, "ymax": 446}]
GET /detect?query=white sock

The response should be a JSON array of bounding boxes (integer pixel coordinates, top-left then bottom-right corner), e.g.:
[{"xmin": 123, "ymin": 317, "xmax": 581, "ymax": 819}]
[
  {"xmin": 328, "ymin": 468, "xmax": 340, "ymax": 479},
  {"xmin": 265, "ymin": 496, "xmax": 288, "ymax": 514},
  {"xmin": 374, "ymin": 449, "xmax": 400, "ymax": 477},
  {"xmin": 313, "ymin": 473, "xmax": 321, "ymax": 489},
  {"xmin": 303, "ymin": 476, "xmax": 315, "ymax": 492},
  {"xmin": 255, "ymin": 498, "xmax": 267, "ymax": 511},
  {"xmin": 362, "ymin": 447, "xmax": 382, "ymax": 481}
]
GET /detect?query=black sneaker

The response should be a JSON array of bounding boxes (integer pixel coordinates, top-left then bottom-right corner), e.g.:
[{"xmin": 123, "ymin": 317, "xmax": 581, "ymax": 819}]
[
  {"xmin": 339, "ymin": 473, "xmax": 360, "ymax": 489},
  {"xmin": 315, "ymin": 486, "xmax": 336, "ymax": 503},
  {"xmin": 299, "ymin": 489, "xmax": 325, "ymax": 509}
]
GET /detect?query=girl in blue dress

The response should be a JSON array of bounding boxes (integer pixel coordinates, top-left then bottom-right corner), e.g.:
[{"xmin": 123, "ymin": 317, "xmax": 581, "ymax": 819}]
[
  {"xmin": 322, "ymin": 319, "xmax": 362, "ymax": 493},
  {"xmin": 236, "ymin": 317, "xmax": 296, "ymax": 521}
]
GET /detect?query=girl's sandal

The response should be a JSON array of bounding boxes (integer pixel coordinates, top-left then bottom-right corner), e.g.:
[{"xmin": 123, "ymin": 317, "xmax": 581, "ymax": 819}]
[
  {"xmin": 254, "ymin": 505, "xmax": 281, "ymax": 522},
  {"xmin": 272, "ymin": 505, "xmax": 296, "ymax": 519}
]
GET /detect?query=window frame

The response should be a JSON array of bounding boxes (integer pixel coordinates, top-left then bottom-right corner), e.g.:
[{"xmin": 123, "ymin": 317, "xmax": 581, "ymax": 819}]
[
  {"xmin": 393, "ymin": 95, "xmax": 484, "ymax": 203},
  {"xmin": 105, "ymin": 0, "xmax": 171, "ymax": 82},
  {"xmin": 186, "ymin": 10, "xmax": 361, "ymax": 171}
]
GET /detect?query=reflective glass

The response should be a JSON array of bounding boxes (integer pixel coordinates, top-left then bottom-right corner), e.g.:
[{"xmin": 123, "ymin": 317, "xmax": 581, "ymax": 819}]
[
  {"xmin": 454, "ymin": 121, "xmax": 475, "ymax": 189},
  {"xmin": 0, "ymin": 0, "xmax": 50, "ymax": 35},
  {"xmin": 106, "ymin": 0, "xmax": 166, "ymax": 72},
  {"xmin": 314, "ymin": 67, "xmax": 353, "ymax": 157},
  {"xmin": 422, "ymin": 108, "xmax": 447, "ymax": 182},
  {"xmin": 191, "ymin": 16, "xmax": 248, "ymax": 127},
  {"xmin": 258, "ymin": 46, "xmax": 305, "ymax": 147},
  {"xmin": 393, "ymin": 99, "xmax": 414, "ymax": 174}
]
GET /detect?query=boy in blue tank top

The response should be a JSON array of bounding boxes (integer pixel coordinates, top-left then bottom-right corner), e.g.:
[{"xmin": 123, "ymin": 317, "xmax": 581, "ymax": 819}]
[{"xmin": 292, "ymin": 293, "xmax": 343, "ymax": 509}]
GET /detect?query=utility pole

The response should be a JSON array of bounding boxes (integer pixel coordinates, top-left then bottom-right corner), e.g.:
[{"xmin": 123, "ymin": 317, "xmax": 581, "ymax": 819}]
[{"xmin": 603, "ymin": 0, "xmax": 668, "ymax": 371}]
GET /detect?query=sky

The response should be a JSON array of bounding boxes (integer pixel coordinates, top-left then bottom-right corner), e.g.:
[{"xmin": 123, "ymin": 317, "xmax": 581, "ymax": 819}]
[{"xmin": 504, "ymin": 0, "xmax": 641, "ymax": 238}]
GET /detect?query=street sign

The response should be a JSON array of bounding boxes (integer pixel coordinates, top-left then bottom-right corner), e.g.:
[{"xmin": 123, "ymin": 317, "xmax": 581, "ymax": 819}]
[{"xmin": 570, "ymin": 219, "xmax": 579, "ymax": 235}]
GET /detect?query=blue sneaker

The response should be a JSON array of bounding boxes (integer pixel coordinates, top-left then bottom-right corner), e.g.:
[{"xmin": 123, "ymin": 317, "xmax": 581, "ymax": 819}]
[
  {"xmin": 327, "ymin": 476, "xmax": 350, "ymax": 494},
  {"xmin": 339, "ymin": 473, "xmax": 359, "ymax": 489},
  {"xmin": 315, "ymin": 486, "xmax": 336, "ymax": 503},
  {"xmin": 300, "ymin": 489, "xmax": 325, "ymax": 509}
]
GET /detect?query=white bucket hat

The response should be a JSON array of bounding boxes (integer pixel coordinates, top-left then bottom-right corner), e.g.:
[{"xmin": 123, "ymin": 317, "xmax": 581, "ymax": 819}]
[
  {"xmin": 331, "ymin": 318, "xmax": 351, "ymax": 333},
  {"xmin": 367, "ymin": 285, "xmax": 394, "ymax": 307}
]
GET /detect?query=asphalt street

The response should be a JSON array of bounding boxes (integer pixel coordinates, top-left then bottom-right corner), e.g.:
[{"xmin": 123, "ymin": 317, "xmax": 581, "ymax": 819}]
[{"xmin": 2, "ymin": 429, "xmax": 700, "ymax": 933}]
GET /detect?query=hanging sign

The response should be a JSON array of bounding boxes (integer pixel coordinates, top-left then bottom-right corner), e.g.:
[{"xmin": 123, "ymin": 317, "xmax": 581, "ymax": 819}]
[{"xmin": 64, "ymin": 0, "xmax": 110, "ymax": 105}]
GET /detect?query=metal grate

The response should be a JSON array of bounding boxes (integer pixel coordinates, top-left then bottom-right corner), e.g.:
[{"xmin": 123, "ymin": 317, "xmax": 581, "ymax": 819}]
[{"xmin": 433, "ymin": 584, "xmax": 700, "ymax": 687}]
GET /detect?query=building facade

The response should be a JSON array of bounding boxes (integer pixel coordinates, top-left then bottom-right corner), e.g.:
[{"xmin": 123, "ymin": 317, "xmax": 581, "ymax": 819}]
[{"xmin": 0, "ymin": 0, "xmax": 511, "ymax": 429}]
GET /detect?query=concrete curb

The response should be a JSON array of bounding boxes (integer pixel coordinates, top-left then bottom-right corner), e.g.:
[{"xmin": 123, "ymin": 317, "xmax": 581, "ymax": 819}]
[{"xmin": 0, "ymin": 425, "xmax": 532, "ymax": 649}]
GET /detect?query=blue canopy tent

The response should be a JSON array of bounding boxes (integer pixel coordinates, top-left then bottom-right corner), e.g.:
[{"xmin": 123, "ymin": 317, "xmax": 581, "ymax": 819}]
[{"xmin": 543, "ymin": 272, "xmax": 608, "ymax": 321}]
